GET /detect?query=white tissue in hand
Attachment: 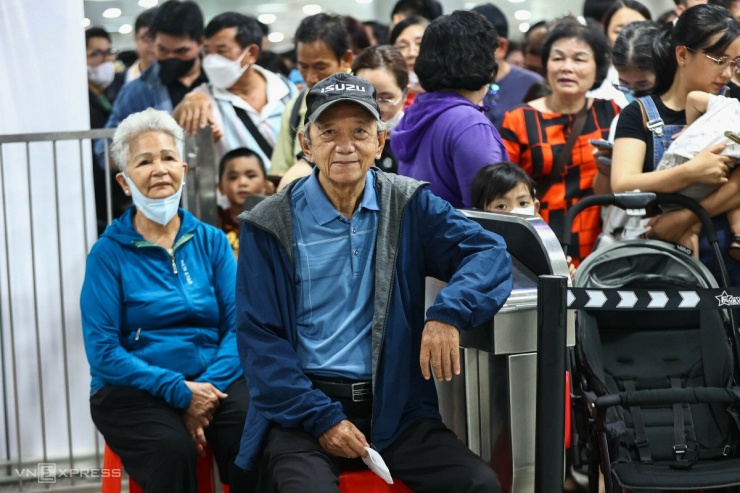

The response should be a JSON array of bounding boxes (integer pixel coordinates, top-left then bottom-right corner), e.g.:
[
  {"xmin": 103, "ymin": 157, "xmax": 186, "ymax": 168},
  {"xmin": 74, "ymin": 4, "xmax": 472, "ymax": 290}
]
[{"xmin": 362, "ymin": 447, "xmax": 393, "ymax": 484}]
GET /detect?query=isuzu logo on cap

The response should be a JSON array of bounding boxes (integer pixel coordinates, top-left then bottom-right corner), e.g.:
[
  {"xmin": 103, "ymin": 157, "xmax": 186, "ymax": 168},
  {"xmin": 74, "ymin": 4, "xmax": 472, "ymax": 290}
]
[
  {"xmin": 320, "ymin": 84, "xmax": 368, "ymax": 93},
  {"xmin": 305, "ymin": 72, "xmax": 380, "ymax": 123}
]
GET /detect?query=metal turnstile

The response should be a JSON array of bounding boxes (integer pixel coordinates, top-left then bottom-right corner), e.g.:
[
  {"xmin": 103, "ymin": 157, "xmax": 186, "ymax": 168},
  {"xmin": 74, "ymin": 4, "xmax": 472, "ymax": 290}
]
[{"xmin": 429, "ymin": 212, "xmax": 574, "ymax": 493}]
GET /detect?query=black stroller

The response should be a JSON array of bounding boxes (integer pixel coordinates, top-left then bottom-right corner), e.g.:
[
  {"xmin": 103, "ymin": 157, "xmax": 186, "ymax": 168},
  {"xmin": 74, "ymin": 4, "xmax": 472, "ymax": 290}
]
[{"xmin": 563, "ymin": 193, "xmax": 740, "ymax": 492}]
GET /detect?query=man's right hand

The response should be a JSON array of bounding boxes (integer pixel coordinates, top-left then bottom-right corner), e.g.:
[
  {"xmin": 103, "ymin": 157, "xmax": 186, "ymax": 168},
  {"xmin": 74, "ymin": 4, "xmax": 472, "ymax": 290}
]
[
  {"xmin": 184, "ymin": 381, "xmax": 227, "ymax": 423},
  {"xmin": 318, "ymin": 420, "xmax": 369, "ymax": 459},
  {"xmin": 173, "ymin": 92, "xmax": 215, "ymax": 136}
]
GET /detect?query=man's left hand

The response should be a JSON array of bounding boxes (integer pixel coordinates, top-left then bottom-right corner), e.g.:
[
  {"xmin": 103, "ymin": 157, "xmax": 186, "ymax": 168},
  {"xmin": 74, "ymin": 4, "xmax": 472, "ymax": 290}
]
[{"xmin": 420, "ymin": 320, "xmax": 460, "ymax": 381}]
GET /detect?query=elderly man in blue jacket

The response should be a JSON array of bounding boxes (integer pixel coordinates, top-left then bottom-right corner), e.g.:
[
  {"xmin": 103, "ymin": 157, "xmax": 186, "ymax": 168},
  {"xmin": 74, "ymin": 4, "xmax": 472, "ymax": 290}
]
[{"xmin": 234, "ymin": 72, "xmax": 513, "ymax": 493}]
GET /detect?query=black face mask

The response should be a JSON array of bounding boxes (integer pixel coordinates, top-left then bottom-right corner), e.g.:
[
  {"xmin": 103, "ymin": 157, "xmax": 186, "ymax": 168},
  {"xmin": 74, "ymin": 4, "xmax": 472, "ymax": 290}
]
[
  {"xmin": 631, "ymin": 89, "xmax": 652, "ymax": 99},
  {"xmin": 158, "ymin": 57, "xmax": 196, "ymax": 84}
]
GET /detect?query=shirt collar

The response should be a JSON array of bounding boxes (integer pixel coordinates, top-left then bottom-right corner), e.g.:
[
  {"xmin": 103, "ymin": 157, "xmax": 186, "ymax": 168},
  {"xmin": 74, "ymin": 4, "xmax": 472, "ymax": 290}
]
[{"xmin": 304, "ymin": 167, "xmax": 378, "ymax": 226}]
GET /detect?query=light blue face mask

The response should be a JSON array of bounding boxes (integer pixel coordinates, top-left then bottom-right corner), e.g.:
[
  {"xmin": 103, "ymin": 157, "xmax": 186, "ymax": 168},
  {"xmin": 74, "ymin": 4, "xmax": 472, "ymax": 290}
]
[{"xmin": 123, "ymin": 173, "xmax": 184, "ymax": 226}]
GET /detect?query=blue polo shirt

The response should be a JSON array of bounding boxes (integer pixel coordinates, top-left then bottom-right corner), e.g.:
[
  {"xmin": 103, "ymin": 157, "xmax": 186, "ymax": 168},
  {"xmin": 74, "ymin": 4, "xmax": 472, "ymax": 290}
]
[{"xmin": 290, "ymin": 168, "xmax": 378, "ymax": 380}]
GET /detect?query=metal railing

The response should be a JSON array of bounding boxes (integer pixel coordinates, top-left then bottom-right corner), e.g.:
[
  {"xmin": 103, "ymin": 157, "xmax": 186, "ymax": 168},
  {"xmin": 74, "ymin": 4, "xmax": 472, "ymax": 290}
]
[{"xmin": 0, "ymin": 128, "xmax": 217, "ymax": 491}]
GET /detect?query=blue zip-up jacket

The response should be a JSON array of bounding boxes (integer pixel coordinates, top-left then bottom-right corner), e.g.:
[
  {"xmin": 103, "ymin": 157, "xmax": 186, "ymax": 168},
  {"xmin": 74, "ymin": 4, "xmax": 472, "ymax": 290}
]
[
  {"xmin": 234, "ymin": 170, "xmax": 512, "ymax": 471},
  {"xmin": 105, "ymin": 62, "xmax": 173, "ymax": 130},
  {"xmin": 81, "ymin": 207, "xmax": 242, "ymax": 410}
]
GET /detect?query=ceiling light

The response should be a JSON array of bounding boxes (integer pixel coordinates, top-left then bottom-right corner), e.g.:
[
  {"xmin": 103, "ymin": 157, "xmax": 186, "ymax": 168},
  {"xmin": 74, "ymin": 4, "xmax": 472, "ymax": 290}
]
[
  {"xmin": 119, "ymin": 24, "xmax": 133, "ymax": 34},
  {"xmin": 302, "ymin": 4, "xmax": 321, "ymax": 15},
  {"xmin": 138, "ymin": 0, "xmax": 158, "ymax": 7},
  {"xmin": 102, "ymin": 8, "xmax": 122, "ymax": 18},
  {"xmin": 356, "ymin": 0, "xmax": 373, "ymax": 3},
  {"xmin": 268, "ymin": 32, "xmax": 285, "ymax": 43},
  {"xmin": 464, "ymin": 2, "xmax": 477, "ymax": 7},
  {"xmin": 514, "ymin": 10, "xmax": 532, "ymax": 20},
  {"xmin": 519, "ymin": 22, "xmax": 531, "ymax": 33},
  {"xmin": 508, "ymin": 0, "xmax": 526, "ymax": 3},
  {"xmin": 258, "ymin": 14, "xmax": 277, "ymax": 24},
  {"xmin": 82, "ymin": 18, "xmax": 91, "ymax": 28}
]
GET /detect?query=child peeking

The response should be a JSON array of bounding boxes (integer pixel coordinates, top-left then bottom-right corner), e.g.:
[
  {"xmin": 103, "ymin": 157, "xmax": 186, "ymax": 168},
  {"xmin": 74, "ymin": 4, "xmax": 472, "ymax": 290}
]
[
  {"xmin": 217, "ymin": 147, "xmax": 267, "ymax": 257},
  {"xmin": 471, "ymin": 161, "xmax": 576, "ymax": 280}
]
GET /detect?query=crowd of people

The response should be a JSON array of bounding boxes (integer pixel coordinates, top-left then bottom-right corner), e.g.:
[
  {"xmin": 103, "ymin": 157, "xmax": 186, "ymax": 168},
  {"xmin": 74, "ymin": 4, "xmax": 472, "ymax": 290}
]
[{"xmin": 80, "ymin": 0, "xmax": 740, "ymax": 491}]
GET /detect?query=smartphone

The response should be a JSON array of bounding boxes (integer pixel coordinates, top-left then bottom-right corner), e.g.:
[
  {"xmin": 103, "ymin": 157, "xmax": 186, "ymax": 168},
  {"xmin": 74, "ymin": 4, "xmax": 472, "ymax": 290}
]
[
  {"xmin": 596, "ymin": 156, "xmax": 612, "ymax": 175},
  {"xmin": 725, "ymin": 130, "xmax": 740, "ymax": 145},
  {"xmin": 589, "ymin": 138, "xmax": 614, "ymax": 150}
]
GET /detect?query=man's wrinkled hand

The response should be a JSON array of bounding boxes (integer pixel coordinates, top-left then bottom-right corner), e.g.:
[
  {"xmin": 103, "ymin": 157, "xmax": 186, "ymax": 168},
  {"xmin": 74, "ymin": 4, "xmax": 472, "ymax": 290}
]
[
  {"xmin": 317, "ymin": 420, "xmax": 369, "ymax": 459},
  {"xmin": 173, "ymin": 92, "xmax": 213, "ymax": 136},
  {"xmin": 420, "ymin": 320, "xmax": 460, "ymax": 381}
]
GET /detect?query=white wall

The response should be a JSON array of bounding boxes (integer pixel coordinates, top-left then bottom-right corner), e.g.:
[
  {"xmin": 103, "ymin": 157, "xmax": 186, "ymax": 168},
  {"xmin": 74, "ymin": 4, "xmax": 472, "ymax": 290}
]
[{"xmin": 0, "ymin": 0, "xmax": 99, "ymax": 467}]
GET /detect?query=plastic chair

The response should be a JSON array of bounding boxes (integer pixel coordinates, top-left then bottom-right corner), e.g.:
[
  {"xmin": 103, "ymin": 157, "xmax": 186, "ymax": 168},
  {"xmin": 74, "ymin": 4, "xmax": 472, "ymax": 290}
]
[
  {"xmin": 101, "ymin": 443, "xmax": 229, "ymax": 493},
  {"xmin": 338, "ymin": 470, "xmax": 413, "ymax": 493}
]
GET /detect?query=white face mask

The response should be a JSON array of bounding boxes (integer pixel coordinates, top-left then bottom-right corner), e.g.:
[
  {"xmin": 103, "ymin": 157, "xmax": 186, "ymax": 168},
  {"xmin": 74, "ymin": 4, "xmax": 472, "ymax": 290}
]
[
  {"xmin": 202, "ymin": 48, "xmax": 250, "ymax": 90},
  {"xmin": 510, "ymin": 205, "xmax": 536, "ymax": 216},
  {"xmin": 88, "ymin": 61, "xmax": 115, "ymax": 88},
  {"xmin": 384, "ymin": 110, "xmax": 404, "ymax": 131},
  {"xmin": 124, "ymin": 173, "xmax": 185, "ymax": 226}
]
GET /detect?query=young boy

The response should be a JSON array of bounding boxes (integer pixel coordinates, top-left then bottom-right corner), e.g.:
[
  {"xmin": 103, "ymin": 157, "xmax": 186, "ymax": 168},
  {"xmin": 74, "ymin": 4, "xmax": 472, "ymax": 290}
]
[
  {"xmin": 217, "ymin": 147, "xmax": 267, "ymax": 257},
  {"xmin": 471, "ymin": 161, "xmax": 576, "ymax": 280}
]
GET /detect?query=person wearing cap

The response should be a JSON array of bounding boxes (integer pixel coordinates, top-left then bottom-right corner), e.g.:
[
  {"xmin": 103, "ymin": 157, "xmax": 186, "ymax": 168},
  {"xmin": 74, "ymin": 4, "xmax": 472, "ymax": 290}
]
[
  {"xmin": 471, "ymin": 3, "xmax": 544, "ymax": 131},
  {"xmin": 232, "ymin": 72, "xmax": 512, "ymax": 492}
]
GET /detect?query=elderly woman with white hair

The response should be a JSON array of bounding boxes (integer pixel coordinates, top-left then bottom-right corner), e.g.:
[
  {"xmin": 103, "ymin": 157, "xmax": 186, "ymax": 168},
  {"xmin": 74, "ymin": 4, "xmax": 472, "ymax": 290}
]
[{"xmin": 80, "ymin": 108, "xmax": 247, "ymax": 492}]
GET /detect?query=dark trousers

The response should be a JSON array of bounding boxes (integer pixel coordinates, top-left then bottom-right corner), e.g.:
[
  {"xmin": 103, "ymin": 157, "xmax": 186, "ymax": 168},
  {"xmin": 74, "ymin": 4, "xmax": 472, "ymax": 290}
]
[
  {"xmin": 90, "ymin": 378, "xmax": 249, "ymax": 493},
  {"xmin": 261, "ymin": 398, "xmax": 500, "ymax": 493}
]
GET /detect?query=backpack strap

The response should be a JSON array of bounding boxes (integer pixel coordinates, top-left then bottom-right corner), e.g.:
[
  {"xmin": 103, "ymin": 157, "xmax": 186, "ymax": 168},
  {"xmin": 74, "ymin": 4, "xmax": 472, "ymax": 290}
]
[
  {"xmin": 288, "ymin": 90, "xmax": 307, "ymax": 146},
  {"xmin": 233, "ymin": 106, "xmax": 274, "ymax": 158}
]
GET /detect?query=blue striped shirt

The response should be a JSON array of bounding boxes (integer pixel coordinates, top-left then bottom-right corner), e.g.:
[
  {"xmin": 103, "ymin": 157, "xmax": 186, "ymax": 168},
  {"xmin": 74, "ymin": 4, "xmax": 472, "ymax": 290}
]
[{"xmin": 290, "ymin": 169, "xmax": 378, "ymax": 380}]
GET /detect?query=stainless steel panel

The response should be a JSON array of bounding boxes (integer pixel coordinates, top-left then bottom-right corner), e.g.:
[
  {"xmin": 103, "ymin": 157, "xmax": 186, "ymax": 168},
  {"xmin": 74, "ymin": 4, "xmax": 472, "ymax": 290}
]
[
  {"xmin": 508, "ymin": 353, "xmax": 537, "ymax": 493},
  {"xmin": 183, "ymin": 128, "xmax": 218, "ymax": 227},
  {"xmin": 464, "ymin": 348, "xmax": 480, "ymax": 455}
]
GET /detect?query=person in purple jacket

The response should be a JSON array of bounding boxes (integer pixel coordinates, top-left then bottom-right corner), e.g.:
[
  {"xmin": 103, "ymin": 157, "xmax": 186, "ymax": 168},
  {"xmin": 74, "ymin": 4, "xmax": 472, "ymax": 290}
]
[{"xmin": 391, "ymin": 10, "xmax": 509, "ymax": 208}]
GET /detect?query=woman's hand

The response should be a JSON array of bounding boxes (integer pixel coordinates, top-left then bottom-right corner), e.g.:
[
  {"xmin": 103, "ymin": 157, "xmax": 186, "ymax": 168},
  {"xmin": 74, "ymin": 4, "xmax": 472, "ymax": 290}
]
[
  {"xmin": 185, "ymin": 381, "xmax": 227, "ymax": 421},
  {"xmin": 683, "ymin": 142, "xmax": 733, "ymax": 185},
  {"xmin": 182, "ymin": 413, "xmax": 208, "ymax": 456}
]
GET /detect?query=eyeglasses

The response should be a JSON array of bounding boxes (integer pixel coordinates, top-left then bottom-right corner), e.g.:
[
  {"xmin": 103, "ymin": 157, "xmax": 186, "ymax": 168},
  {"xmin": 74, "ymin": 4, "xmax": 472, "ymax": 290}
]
[
  {"xmin": 684, "ymin": 46, "xmax": 740, "ymax": 71},
  {"xmin": 377, "ymin": 90, "xmax": 406, "ymax": 107},
  {"xmin": 87, "ymin": 48, "xmax": 118, "ymax": 60}
]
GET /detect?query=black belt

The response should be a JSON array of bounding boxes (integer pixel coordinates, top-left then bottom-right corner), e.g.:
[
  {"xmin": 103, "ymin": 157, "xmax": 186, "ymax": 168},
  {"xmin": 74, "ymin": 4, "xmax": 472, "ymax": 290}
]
[{"xmin": 311, "ymin": 377, "xmax": 372, "ymax": 402}]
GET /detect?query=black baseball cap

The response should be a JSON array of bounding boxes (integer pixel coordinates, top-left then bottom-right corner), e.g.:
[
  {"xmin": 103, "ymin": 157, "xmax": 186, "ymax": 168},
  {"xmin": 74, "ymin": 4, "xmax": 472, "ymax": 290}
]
[
  {"xmin": 304, "ymin": 73, "xmax": 381, "ymax": 124},
  {"xmin": 471, "ymin": 3, "xmax": 508, "ymax": 40}
]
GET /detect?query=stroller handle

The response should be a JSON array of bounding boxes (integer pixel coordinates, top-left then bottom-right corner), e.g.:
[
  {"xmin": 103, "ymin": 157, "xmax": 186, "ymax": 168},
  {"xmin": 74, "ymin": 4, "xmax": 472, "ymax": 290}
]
[{"xmin": 562, "ymin": 192, "xmax": 717, "ymax": 255}]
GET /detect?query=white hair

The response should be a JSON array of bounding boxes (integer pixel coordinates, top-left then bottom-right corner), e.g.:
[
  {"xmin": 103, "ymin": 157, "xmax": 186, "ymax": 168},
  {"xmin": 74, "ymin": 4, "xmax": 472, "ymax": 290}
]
[{"xmin": 110, "ymin": 108, "xmax": 185, "ymax": 172}]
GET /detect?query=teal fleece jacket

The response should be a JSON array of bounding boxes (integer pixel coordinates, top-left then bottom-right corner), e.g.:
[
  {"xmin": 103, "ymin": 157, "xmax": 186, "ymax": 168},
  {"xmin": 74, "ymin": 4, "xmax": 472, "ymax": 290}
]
[{"xmin": 81, "ymin": 207, "xmax": 241, "ymax": 409}]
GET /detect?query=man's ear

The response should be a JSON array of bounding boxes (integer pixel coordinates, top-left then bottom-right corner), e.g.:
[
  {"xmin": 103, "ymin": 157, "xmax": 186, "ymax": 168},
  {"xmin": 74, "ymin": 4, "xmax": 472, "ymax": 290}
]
[
  {"xmin": 245, "ymin": 43, "xmax": 260, "ymax": 64},
  {"xmin": 298, "ymin": 130, "xmax": 312, "ymax": 161},
  {"xmin": 340, "ymin": 50, "xmax": 354, "ymax": 72},
  {"xmin": 495, "ymin": 38, "xmax": 509, "ymax": 62},
  {"xmin": 375, "ymin": 129, "xmax": 387, "ymax": 160},
  {"xmin": 534, "ymin": 198, "xmax": 541, "ymax": 215}
]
